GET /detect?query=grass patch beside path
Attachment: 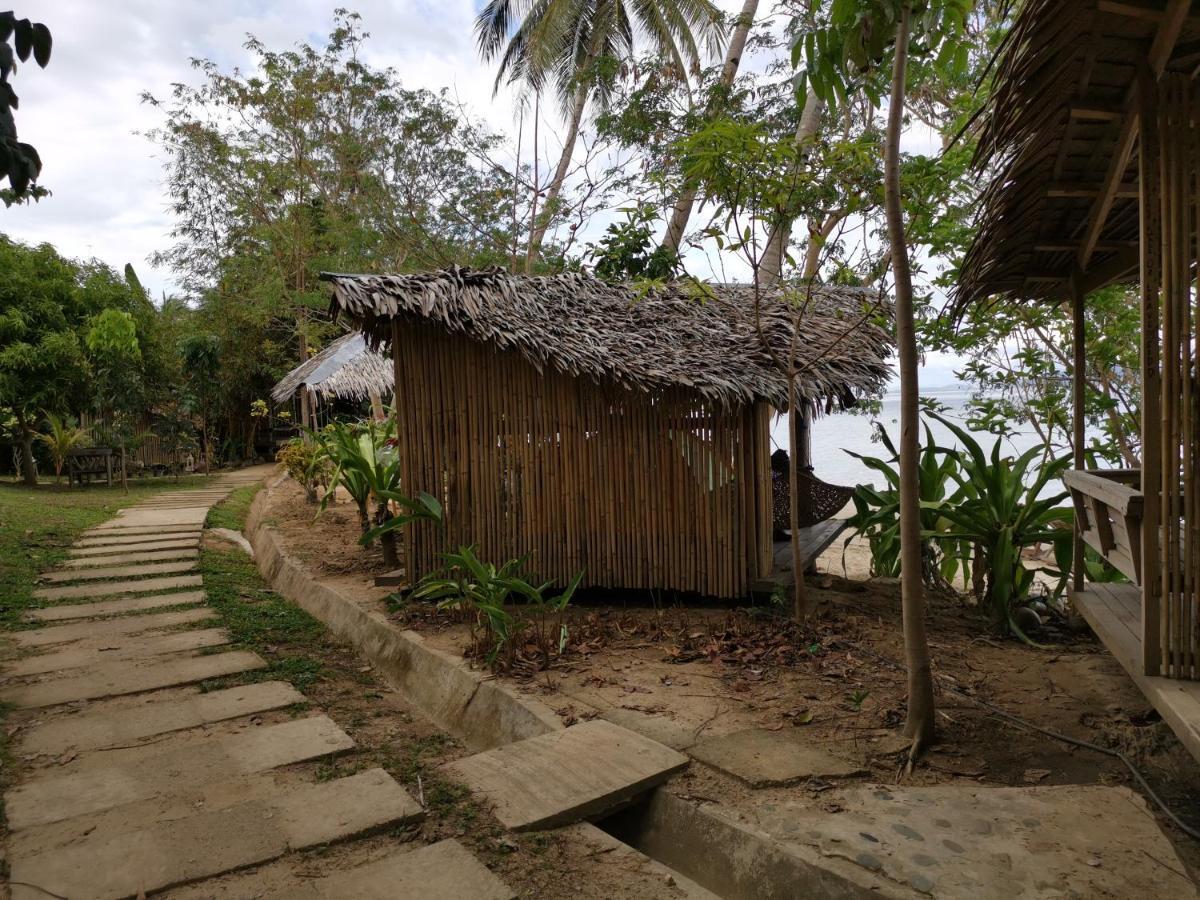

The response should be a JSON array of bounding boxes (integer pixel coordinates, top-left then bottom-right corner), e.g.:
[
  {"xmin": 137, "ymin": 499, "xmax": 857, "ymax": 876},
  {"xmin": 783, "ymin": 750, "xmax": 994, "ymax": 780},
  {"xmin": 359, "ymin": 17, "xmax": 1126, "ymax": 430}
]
[
  {"xmin": 200, "ymin": 486, "xmax": 329, "ymax": 692},
  {"xmin": 0, "ymin": 475, "xmax": 212, "ymax": 630}
]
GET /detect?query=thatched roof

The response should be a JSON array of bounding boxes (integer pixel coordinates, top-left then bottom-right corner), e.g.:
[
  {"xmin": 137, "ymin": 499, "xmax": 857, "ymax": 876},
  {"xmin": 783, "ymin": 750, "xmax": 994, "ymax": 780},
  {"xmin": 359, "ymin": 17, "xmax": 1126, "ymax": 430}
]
[
  {"xmin": 270, "ymin": 332, "xmax": 394, "ymax": 405},
  {"xmin": 955, "ymin": 0, "xmax": 1200, "ymax": 311},
  {"xmin": 321, "ymin": 268, "xmax": 892, "ymax": 410}
]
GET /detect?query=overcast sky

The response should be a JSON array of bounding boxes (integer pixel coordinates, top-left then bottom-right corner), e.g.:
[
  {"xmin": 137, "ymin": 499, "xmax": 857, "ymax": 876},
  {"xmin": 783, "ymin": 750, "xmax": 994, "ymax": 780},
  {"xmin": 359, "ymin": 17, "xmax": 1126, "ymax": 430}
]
[{"xmin": 5, "ymin": 0, "xmax": 961, "ymax": 387}]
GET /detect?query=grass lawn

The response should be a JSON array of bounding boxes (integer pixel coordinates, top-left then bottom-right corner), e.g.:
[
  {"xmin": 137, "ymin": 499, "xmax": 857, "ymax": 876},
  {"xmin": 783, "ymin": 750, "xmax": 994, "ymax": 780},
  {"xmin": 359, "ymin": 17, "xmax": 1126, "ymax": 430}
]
[{"xmin": 0, "ymin": 475, "xmax": 214, "ymax": 630}]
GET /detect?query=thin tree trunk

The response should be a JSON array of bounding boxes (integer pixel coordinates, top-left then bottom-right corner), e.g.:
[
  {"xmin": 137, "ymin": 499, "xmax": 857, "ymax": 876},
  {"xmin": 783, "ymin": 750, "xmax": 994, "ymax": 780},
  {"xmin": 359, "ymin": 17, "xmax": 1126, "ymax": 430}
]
[
  {"xmin": 661, "ymin": 0, "xmax": 759, "ymax": 254},
  {"xmin": 526, "ymin": 78, "xmax": 590, "ymax": 271},
  {"xmin": 789, "ymin": 382, "xmax": 809, "ymax": 618},
  {"xmin": 883, "ymin": 2, "xmax": 935, "ymax": 759},
  {"xmin": 759, "ymin": 87, "xmax": 826, "ymax": 287},
  {"xmin": 368, "ymin": 389, "xmax": 386, "ymax": 422},
  {"xmin": 16, "ymin": 410, "xmax": 37, "ymax": 486},
  {"xmin": 120, "ymin": 442, "xmax": 128, "ymax": 493}
]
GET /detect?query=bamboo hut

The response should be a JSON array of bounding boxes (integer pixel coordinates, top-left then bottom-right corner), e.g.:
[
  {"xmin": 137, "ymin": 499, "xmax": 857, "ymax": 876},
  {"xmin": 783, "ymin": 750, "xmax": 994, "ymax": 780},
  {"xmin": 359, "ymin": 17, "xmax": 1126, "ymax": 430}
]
[
  {"xmin": 324, "ymin": 267, "xmax": 891, "ymax": 599},
  {"xmin": 955, "ymin": 0, "xmax": 1200, "ymax": 759}
]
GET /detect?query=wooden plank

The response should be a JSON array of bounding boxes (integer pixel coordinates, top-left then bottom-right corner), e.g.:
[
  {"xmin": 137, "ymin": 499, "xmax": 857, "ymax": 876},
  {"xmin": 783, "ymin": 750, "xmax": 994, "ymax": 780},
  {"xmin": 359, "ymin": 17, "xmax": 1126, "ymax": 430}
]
[{"xmin": 1074, "ymin": 585, "xmax": 1200, "ymax": 766}]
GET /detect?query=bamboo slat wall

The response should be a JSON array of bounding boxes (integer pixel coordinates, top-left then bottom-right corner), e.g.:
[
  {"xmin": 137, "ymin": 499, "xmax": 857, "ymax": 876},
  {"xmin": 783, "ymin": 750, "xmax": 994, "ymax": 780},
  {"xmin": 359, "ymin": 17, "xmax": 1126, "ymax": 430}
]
[
  {"xmin": 1143, "ymin": 72, "xmax": 1200, "ymax": 679},
  {"xmin": 391, "ymin": 321, "xmax": 773, "ymax": 598},
  {"xmin": 78, "ymin": 412, "xmax": 183, "ymax": 469}
]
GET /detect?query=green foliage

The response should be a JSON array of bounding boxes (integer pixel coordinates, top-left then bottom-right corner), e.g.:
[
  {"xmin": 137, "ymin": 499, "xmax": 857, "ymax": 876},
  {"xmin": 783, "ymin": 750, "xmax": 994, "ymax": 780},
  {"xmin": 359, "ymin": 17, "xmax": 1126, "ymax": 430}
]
[
  {"xmin": 275, "ymin": 438, "xmax": 331, "ymax": 503},
  {"xmin": 412, "ymin": 546, "xmax": 583, "ymax": 673},
  {"xmin": 586, "ymin": 203, "xmax": 681, "ymax": 280},
  {"xmin": 34, "ymin": 413, "xmax": 89, "ymax": 483},
  {"xmin": 0, "ymin": 10, "xmax": 52, "ymax": 202},
  {"xmin": 845, "ymin": 413, "xmax": 1074, "ymax": 640}
]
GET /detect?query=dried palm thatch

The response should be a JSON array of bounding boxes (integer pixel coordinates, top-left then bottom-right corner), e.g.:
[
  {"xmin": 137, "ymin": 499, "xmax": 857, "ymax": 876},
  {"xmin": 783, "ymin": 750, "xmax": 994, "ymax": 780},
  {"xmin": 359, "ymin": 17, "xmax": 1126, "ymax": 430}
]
[
  {"xmin": 270, "ymin": 332, "xmax": 394, "ymax": 405},
  {"xmin": 955, "ymin": 0, "xmax": 1200, "ymax": 311},
  {"xmin": 322, "ymin": 268, "xmax": 892, "ymax": 410}
]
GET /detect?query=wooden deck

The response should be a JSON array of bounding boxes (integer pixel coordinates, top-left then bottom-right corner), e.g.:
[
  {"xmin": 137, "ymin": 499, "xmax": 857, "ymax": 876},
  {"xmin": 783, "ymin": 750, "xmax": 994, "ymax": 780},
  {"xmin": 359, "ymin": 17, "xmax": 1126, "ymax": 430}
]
[
  {"xmin": 749, "ymin": 519, "xmax": 848, "ymax": 595},
  {"xmin": 1073, "ymin": 583, "xmax": 1200, "ymax": 764}
]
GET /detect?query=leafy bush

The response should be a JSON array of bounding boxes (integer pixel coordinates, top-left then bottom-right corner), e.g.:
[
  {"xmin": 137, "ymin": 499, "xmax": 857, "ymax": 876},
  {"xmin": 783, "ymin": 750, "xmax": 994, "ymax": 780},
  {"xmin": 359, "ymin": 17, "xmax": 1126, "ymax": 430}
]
[
  {"xmin": 845, "ymin": 414, "xmax": 1073, "ymax": 641},
  {"xmin": 412, "ymin": 546, "xmax": 583, "ymax": 673},
  {"xmin": 35, "ymin": 412, "xmax": 89, "ymax": 484},
  {"xmin": 275, "ymin": 437, "xmax": 330, "ymax": 504}
]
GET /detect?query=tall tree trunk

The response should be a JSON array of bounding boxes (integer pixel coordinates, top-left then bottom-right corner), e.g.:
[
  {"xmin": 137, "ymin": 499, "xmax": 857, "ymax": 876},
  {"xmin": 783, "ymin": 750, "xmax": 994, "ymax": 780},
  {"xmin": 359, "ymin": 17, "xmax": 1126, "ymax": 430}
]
[
  {"xmin": 661, "ymin": 0, "xmax": 759, "ymax": 255},
  {"xmin": 759, "ymin": 87, "xmax": 826, "ymax": 287},
  {"xmin": 15, "ymin": 410, "xmax": 37, "ymax": 486},
  {"xmin": 368, "ymin": 388, "xmax": 386, "ymax": 422},
  {"xmin": 120, "ymin": 441, "xmax": 128, "ymax": 493},
  {"xmin": 526, "ymin": 78, "xmax": 590, "ymax": 271},
  {"xmin": 883, "ymin": 2, "xmax": 935, "ymax": 759}
]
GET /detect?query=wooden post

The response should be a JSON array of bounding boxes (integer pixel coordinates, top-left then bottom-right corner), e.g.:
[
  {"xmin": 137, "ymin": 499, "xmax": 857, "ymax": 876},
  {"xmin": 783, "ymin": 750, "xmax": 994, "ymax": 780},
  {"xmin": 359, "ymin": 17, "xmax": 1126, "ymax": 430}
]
[
  {"xmin": 1138, "ymin": 63, "xmax": 1163, "ymax": 677},
  {"xmin": 1070, "ymin": 271, "xmax": 1087, "ymax": 594}
]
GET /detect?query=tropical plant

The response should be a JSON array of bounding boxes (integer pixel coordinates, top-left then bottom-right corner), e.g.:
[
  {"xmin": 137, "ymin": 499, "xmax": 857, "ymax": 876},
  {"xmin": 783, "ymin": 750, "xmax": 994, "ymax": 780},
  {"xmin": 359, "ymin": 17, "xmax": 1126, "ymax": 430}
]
[
  {"xmin": 844, "ymin": 422, "xmax": 963, "ymax": 587},
  {"xmin": 475, "ymin": 0, "xmax": 725, "ymax": 268},
  {"xmin": 928, "ymin": 412, "xmax": 1073, "ymax": 642},
  {"xmin": 35, "ymin": 413, "xmax": 89, "ymax": 484},
  {"xmin": 1, "ymin": 11, "xmax": 53, "ymax": 203},
  {"xmin": 276, "ymin": 438, "xmax": 331, "ymax": 505},
  {"xmin": 412, "ymin": 545, "xmax": 583, "ymax": 672}
]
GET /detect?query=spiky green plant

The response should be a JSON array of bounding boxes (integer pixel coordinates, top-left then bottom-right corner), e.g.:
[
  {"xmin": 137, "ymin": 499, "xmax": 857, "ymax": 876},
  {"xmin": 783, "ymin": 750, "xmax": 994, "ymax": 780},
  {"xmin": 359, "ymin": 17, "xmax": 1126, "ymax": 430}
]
[{"xmin": 35, "ymin": 412, "xmax": 89, "ymax": 484}]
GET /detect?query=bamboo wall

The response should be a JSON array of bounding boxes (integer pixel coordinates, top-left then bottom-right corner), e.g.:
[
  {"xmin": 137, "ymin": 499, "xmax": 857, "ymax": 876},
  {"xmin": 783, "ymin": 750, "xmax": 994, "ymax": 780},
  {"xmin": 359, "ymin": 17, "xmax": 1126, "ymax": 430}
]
[
  {"xmin": 78, "ymin": 412, "xmax": 184, "ymax": 469},
  {"xmin": 1140, "ymin": 71, "xmax": 1200, "ymax": 679},
  {"xmin": 390, "ymin": 321, "xmax": 774, "ymax": 598}
]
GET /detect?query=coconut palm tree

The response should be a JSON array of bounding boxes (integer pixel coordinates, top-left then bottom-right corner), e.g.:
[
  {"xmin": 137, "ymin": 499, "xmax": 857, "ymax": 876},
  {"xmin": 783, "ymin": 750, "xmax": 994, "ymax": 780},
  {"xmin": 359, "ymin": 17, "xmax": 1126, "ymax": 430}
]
[
  {"xmin": 476, "ymin": 0, "xmax": 725, "ymax": 269},
  {"xmin": 36, "ymin": 412, "xmax": 89, "ymax": 485}
]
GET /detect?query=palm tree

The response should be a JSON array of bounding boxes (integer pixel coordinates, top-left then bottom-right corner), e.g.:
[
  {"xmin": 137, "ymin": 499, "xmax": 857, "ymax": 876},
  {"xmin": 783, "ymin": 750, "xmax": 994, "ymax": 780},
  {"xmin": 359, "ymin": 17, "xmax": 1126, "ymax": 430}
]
[
  {"xmin": 476, "ymin": 0, "xmax": 725, "ymax": 269},
  {"xmin": 36, "ymin": 412, "xmax": 89, "ymax": 485}
]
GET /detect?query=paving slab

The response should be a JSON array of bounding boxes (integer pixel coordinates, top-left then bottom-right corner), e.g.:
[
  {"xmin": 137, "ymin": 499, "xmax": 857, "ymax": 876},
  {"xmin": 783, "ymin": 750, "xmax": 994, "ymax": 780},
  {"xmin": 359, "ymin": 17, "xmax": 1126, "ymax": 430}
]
[
  {"xmin": 39, "ymin": 558, "xmax": 199, "ymax": 583},
  {"xmin": 9, "ymin": 768, "xmax": 421, "ymax": 900},
  {"xmin": 77, "ymin": 530, "xmax": 201, "ymax": 547},
  {"xmin": 70, "ymin": 536, "xmax": 200, "ymax": 556},
  {"xmin": 25, "ymin": 589, "xmax": 206, "ymax": 622},
  {"xmin": 17, "ymin": 680, "xmax": 304, "ymax": 756},
  {"xmin": 56, "ymin": 548, "xmax": 199, "ymax": 569},
  {"xmin": 263, "ymin": 840, "xmax": 515, "ymax": 900},
  {"xmin": 441, "ymin": 719, "xmax": 689, "ymax": 831},
  {"xmin": 94, "ymin": 507, "xmax": 210, "ymax": 529},
  {"xmin": 13, "ymin": 607, "xmax": 214, "ymax": 648},
  {"xmin": 6, "ymin": 627, "xmax": 229, "ymax": 676},
  {"xmin": 81, "ymin": 524, "xmax": 202, "ymax": 539},
  {"xmin": 33, "ymin": 573, "xmax": 203, "ymax": 601},
  {"xmin": 689, "ymin": 729, "xmax": 866, "ymax": 787},
  {"xmin": 0, "ymin": 649, "xmax": 263, "ymax": 708},
  {"xmin": 749, "ymin": 783, "xmax": 1198, "ymax": 899},
  {"xmin": 6, "ymin": 713, "xmax": 354, "ymax": 828}
]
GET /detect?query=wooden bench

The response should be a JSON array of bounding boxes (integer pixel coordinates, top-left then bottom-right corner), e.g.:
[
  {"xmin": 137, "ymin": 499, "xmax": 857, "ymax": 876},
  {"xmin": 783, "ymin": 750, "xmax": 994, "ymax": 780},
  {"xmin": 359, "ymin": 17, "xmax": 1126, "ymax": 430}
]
[
  {"xmin": 1063, "ymin": 468, "xmax": 1143, "ymax": 583},
  {"xmin": 67, "ymin": 448, "xmax": 114, "ymax": 488}
]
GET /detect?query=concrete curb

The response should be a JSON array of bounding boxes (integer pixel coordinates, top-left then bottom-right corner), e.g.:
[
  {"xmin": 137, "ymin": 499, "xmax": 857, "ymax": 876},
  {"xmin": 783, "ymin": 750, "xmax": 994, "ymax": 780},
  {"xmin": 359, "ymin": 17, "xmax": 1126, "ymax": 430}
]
[{"xmin": 244, "ymin": 484, "xmax": 562, "ymax": 751}]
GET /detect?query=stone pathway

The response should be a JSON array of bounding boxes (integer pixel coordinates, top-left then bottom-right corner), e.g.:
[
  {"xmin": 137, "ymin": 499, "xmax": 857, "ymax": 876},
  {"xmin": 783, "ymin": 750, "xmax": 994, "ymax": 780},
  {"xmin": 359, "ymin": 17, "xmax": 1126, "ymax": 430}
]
[{"xmin": 2, "ymin": 472, "xmax": 514, "ymax": 900}]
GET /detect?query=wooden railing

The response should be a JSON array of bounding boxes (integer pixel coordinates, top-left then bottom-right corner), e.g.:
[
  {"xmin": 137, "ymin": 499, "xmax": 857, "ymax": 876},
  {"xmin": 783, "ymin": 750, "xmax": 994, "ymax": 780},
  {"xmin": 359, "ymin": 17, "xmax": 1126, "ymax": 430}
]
[{"xmin": 1063, "ymin": 469, "xmax": 1144, "ymax": 583}]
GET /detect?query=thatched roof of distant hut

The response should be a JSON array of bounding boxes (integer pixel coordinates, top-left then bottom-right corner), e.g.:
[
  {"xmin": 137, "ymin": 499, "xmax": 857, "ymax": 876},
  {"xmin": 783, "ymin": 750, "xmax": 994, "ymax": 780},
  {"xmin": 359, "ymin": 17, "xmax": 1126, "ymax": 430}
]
[
  {"xmin": 321, "ymin": 268, "xmax": 892, "ymax": 410},
  {"xmin": 954, "ymin": 0, "xmax": 1200, "ymax": 310},
  {"xmin": 270, "ymin": 332, "xmax": 394, "ymax": 405}
]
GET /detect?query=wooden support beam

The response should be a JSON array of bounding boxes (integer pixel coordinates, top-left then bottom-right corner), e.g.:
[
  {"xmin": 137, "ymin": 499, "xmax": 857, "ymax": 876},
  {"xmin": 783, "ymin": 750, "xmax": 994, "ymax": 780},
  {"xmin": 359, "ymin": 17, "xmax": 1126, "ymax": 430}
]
[
  {"xmin": 1049, "ymin": 181, "xmax": 1139, "ymax": 198},
  {"xmin": 1078, "ymin": 0, "xmax": 1191, "ymax": 271},
  {"xmin": 1034, "ymin": 240, "xmax": 1137, "ymax": 253},
  {"xmin": 1098, "ymin": 0, "xmax": 1200, "ymax": 27},
  {"xmin": 1070, "ymin": 269, "xmax": 1087, "ymax": 594},
  {"xmin": 1069, "ymin": 103, "xmax": 1123, "ymax": 121}
]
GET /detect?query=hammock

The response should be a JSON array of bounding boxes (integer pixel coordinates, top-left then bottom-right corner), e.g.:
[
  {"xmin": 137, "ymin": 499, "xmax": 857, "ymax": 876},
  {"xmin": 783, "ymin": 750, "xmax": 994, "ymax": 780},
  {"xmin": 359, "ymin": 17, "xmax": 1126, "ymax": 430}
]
[{"xmin": 794, "ymin": 470, "xmax": 855, "ymax": 529}]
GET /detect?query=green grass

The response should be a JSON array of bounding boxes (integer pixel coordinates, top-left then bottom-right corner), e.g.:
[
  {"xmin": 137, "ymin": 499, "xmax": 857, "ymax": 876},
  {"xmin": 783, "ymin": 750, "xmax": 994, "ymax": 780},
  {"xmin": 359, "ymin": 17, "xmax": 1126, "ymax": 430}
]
[
  {"xmin": 0, "ymin": 475, "xmax": 212, "ymax": 630},
  {"xmin": 199, "ymin": 489, "xmax": 328, "ymax": 692}
]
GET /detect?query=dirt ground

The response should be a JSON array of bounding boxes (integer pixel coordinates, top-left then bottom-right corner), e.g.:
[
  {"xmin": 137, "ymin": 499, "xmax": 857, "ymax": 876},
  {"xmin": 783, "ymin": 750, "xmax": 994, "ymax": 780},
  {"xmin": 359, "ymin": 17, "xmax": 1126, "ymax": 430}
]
[{"xmin": 270, "ymin": 478, "xmax": 1200, "ymax": 879}]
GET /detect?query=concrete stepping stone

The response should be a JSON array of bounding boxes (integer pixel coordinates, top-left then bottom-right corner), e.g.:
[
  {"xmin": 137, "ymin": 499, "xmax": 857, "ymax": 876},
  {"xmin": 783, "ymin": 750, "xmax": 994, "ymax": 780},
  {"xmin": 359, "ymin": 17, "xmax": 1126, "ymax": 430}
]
[
  {"xmin": 81, "ymin": 524, "xmax": 201, "ymax": 539},
  {"xmin": 749, "ymin": 784, "xmax": 1198, "ymax": 899},
  {"xmin": 9, "ymin": 768, "xmax": 421, "ymax": 900},
  {"xmin": 6, "ymin": 713, "xmax": 354, "ymax": 828},
  {"xmin": 689, "ymin": 729, "xmax": 866, "ymax": 787},
  {"xmin": 17, "ymin": 680, "xmax": 304, "ymax": 756},
  {"xmin": 0, "ymin": 649, "xmax": 263, "ymax": 708},
  {"xmin": 70, "ymin": 537, "xmax": 200, "ymax": 556},
  {"xmin": 14, "ymin": 607, "xmax": 214, "ymax": 648},
  {"xmin": 33, "ymin": 573, "xmax": 203, "ymax": 601},
  {"xmin": 264, "ymin": 840, "xmax": 515, "ymax": 900},
  {"xmin": 57, "ymin": 548, "xmax": 199, "ymax": 568},
  {"xmin": 78, "ymin": 529, "xmax": 201, "ymax": 546},
  {"xmin": 40, "ymin": 559, "xmax": 198, "ymax": 584},
  {"xmin": 441, "ymin": 719, "xmax": 689, "ymax": 831},
  {"xmin": 94, "ymin": 508, "xmax": 209, "ymax": 529},
  {"xmin": 6, "ymin": 627, "xmax": 229, "ymax": 677},
  {"xmin": 25, "ymin": 589, "xmax": 206, "ymax": 622}
]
